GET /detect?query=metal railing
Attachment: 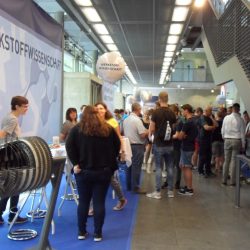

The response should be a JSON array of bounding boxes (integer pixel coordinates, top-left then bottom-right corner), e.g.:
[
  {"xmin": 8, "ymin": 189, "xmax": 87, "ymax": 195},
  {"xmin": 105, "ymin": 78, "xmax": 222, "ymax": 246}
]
[{"xmin": 235, "ymin": 154, "xmax": 250, "ymax": 208}]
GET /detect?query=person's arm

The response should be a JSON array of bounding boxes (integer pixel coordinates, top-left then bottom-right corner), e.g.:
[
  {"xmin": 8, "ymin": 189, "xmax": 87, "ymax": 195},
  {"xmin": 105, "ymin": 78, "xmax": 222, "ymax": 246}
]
[
  {"xmin": 149, "ymin": 120, "xmax": 155, "ymax": 137},
  {"xmin": 112, "ymin": 128, "xmax": 121, "ymax": 156},
  {"xmin": 241, "ymin": 118, "xmax": 246, "ymax": 149},
  {"xmin": 59, "ymin": 133, "xmax": 66, "ymax": 142},
  {"xmin": 202, "ymin": 116, "xmax": 216, "ymax": 131},
  {"xmin": 0, "ymin": 130, "xmax": 7, "ymax": 139},
  {"xmin": 65, "ymin": 126, "xmax": 80, "ymax": 173},
  {"xmin": 221, "ymin": 118, "xmax": 225, "ymax": 139}
]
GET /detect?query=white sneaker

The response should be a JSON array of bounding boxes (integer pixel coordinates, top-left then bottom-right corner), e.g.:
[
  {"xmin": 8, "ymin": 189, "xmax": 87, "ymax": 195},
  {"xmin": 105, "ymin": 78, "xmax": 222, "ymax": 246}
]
[
  {"xmin": 168, "ymin": 190, "xmax": 174, "ymax": 198},
  {"xmin": 162, "ymin": 171, "xmax": 167, "ymax": 178},
  {"xmin": 146, "ymin": 191, "xmax": 161, "ymax": 199}
]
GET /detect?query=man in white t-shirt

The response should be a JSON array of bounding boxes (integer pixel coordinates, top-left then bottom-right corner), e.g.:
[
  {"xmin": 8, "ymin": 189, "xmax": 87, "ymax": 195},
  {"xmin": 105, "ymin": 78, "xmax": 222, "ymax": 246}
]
[{"xmin": 0, "ymin": 96, "xmax": 29, "ymax": 225}]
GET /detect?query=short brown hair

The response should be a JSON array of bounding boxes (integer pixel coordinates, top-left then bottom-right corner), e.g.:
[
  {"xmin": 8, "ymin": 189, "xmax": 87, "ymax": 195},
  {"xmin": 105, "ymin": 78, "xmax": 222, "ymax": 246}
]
[
  {"xmin": 11, "ymin": 96, "xmax": 28, "ymax": 110},
  {"xmin": 182, "ymin": 104, "xmax": 193, "ymax": 113},
  {"xmin": 131, "ymin": 103, "xmax": 141, "ymax": 112},
  {"xmin": 158, "ymin": 91, "xmax": 168, "ymax": 103}
]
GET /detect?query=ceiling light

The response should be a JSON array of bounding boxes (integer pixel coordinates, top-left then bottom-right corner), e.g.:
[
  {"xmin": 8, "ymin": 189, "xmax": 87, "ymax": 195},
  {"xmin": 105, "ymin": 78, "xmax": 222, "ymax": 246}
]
[
  {"xmin": 164, "ymin": 57, "xmax": 172, "ymax": 62},
  {"xmin": 167, "ymin": 35, "xmax": 179, "ymax": 44},
  {"xmin": 163, "ymin": 61, "xmax": 171, "ymax": 67},
  {"xmin": 93, "ymin": 24, "xmax": 109, "ymax": 34},
  {"xmin": 165, "ymin": 51, "xmax": 174, "ymax": 57},
  {"xmin": 82, "ymin": 7, "xmax": 101, "ymax": 22},
  {"xmin": 172, "ymin": 7, "xmax": 189, "ymax": 22},
  {"xmin": 169, "ymin": 24, "xmax": 183, "ymax": 35},
  {"xmin": 106, "ymin": 44, "xmax": 118, "ymax": 51},
  {"xmin": 175, "ymin": 0, "xmax": 192, "ymax": 5},
  {"xmin": 162, "ymin": 65, "xmax": 169, "ymax": 70},
  {"xmin": 100, "ymin": 35, "xmax": 114, "ymax": 44},
  {"xmin": 194, "ymin": 0, "xmax": 206, "ymax": 7},
  {"xmin": 166, "ymin": 44, "xmax": 177, "ymax": 51},
  {"xmin": 75, "ymin": 0, "xmax": 92, "ymax": 6}
]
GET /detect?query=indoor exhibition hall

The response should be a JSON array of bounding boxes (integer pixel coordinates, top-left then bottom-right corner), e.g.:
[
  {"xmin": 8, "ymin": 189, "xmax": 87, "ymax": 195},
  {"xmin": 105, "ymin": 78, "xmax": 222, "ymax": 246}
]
[{"xmin": 0, "ymin": 0, "xmax": 250, "ymax": 250}]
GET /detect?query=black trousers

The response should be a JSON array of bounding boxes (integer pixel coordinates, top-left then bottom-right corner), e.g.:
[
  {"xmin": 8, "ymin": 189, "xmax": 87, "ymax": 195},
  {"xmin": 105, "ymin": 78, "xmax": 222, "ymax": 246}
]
[
  {"xmin": 0, "ymin": 195, "xmax": 19, "ymax": 219},
  {"xmin": 198, "ymin": 142, "xmax": 212, "ymax": 175},
  {"xmin": 75, "ymin": 168, "xmax": 112, "ymax": 235}
]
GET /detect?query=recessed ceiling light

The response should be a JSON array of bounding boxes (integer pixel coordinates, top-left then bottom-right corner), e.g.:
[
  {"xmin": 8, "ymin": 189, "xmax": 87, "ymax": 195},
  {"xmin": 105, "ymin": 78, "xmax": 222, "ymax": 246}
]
[
  {"xmin": 172, "ymin": 7, "xmax": 189, "ymax": 22},
  {"xmin": 165, "ymin": 51, "xmax": 174, "ymax": 57},
  {"xmin": 175, "ymin": 0, "xmax": 192, "ymax": 5},
  {"xmin": 75, "ymin": 0, "xmax": 92, "ymax": 6},
  {"xmin": 106, "ymin": 44, "xmax": 118, "ymax": 51},
  {"xmin": 166, "ymin": 44, "xmax": 177, "ymax": 51},
  {"xmin": 93, "ymin": 24, "xmax": 109, "ymax": 34},
  {"xmin": 194, "ymin": 0, "xmax": 206, "ymax": 8},
  {"xmin": 100, "ymin": 35, "xmax": 114, "ymax": 44},
  {"xmin": 82, "ymin": 7, "xmax": 101, "ymax": 22},
  {"xmin": 169, "ymin": 24, "xmax": 183, "ymax": 35},
  {"xmin": 167, "ymin": 35, "xmax": 179, "ymax": 44}
]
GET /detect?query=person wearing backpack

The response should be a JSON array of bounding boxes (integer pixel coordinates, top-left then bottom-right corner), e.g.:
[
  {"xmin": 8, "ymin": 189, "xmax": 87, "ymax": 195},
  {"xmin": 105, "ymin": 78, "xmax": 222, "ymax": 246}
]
[{"xmin": 146, "ymin": 91, "xmax": 176, "ymax": 199}]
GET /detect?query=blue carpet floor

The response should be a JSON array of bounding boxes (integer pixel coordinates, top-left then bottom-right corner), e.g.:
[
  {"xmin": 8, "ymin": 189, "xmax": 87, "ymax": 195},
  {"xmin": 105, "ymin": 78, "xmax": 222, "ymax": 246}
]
[{"xmin": 0, "ymin": 170, "xmax": 138, "ymax": 250}]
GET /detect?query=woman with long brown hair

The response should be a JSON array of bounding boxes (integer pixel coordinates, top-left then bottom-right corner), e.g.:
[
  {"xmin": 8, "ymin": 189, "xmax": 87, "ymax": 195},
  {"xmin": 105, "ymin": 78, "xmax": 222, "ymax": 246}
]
[
  {"xmin": 95, "ymin": 102, "xmax": 127, "ymax": 211},
  {"xmin": 66, "ymin": 105, "xmax": 120, "ymax": 242}
]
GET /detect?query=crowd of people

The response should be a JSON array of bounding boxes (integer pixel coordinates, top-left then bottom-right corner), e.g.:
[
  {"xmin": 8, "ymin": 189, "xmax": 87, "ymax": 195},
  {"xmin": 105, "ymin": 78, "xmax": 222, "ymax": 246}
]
[{"xmin": 1, "ymin": 92, "xmax": 250, "ymax": 243}]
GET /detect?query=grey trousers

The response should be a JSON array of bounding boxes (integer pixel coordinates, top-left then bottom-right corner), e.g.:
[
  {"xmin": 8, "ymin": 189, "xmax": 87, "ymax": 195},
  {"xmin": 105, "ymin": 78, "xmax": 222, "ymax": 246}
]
[{"xmin": 222, "ymin": 139, "xmax": 241, "ymax": 185}]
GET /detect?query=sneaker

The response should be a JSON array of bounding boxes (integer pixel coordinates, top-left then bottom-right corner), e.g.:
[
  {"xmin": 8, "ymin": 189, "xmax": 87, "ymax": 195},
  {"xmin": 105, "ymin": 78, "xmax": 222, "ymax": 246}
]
[
  {"xmin": 146, "ymin": 191, "xmax": 161, "ymax": 199},
  {"xmin": 8, "ymin": 216, "xmax": 28, "ymax": 224},
  {"xmin": 162, "ymin": 171, "xmax": 167, "ymax": 178},
  {"xmin": 78, "ymin": 231, "xmax": 88, "ymax": 240},
  {"xmin": 167, "ymin": 190, "xmax": 174, "ymax": 198},
  {"xmin": 221, "ymin": 182, "xmax": 227, "ymax": 187},
  {"xmin": 113, "ymin": 199, "xmax": 128, "ymax": 211},
  {"xmin": 94, "ymin": 233, "xmax": 102, "ymax": 242},
  {"xmin": 178, "ymin": 187, "xmax": 194, "ymax": 196},
  {"xmin": 0, "ymin": 216, "xmax": 4, "ymax": 225}
]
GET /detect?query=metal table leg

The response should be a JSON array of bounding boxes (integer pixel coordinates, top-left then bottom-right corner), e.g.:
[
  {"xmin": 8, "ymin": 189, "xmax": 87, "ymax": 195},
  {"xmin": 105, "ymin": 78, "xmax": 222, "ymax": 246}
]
[
  {"xmin": 27, "ymin": 157, "xmax": 65, "ymax": 250},
  {"xmin": 235, "ymin": 157, "xmax": 241, "ymax": 208}
]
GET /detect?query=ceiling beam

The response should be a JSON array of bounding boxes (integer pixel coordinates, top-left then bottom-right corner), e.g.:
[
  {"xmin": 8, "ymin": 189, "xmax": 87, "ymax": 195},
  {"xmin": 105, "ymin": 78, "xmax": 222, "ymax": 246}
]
[
  {"xmin": 110, "ymin": 0, "xmax": 143, "ymax": 84},
  {"xmin": 56, "ymin": 0, "xmax": 106, "ymax": 52}
]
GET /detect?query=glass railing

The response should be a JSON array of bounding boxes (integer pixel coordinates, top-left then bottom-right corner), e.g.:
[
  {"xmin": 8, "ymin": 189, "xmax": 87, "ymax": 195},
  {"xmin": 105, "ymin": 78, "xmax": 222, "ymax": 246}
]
[{"xmin": 170, "ymin": 68, "xmax": 214, "ymax": 82}]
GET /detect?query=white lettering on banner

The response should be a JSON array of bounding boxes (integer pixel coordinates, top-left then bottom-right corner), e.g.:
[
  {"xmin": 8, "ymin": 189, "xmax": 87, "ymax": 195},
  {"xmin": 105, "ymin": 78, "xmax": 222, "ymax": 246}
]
[
  {"xmin": 0, "ymin": 12, "xmax": 62, "ymax": 142},
  {"xmin": 0, "ymin": 31, "xmax": 62, "ymax": 70},
  {"xmin": 102, "ymin": 82, "xmax": 114, "ymax": 112}
]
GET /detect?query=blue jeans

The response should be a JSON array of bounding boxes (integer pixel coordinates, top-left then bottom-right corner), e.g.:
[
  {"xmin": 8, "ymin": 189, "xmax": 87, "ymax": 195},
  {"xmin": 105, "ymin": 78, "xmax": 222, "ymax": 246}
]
[
  {"xmin": 75, "ymin": 168, "xmax": 112, "ymax": 234},
  {"xmin": 154, "ymin": 145, "xmax": 174, "ymax": 192},
  {"xmin": 126, "ymin": 144, "xmax": 145, "ymax": 191}
]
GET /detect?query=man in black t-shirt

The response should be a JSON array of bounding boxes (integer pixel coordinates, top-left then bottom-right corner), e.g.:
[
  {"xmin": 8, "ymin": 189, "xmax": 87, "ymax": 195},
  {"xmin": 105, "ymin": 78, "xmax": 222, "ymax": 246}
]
[
  {"xmin": 198, "ymin": 106, "xmax": 217, "ymax": 177},
  {"xmin": 174, "ymin": 104, "xmax": 198, "ymax": 195},
  {"xmin": 146, "ymin": 91, "xmax": 176, "ymax": 199}
]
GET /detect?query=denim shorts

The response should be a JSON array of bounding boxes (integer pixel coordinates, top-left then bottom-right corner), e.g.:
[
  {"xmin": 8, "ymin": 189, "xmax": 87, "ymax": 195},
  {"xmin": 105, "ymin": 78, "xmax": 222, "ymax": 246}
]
[{"xmin": 180, "ymin": 150, "xmax": 193, "ymax": 168}]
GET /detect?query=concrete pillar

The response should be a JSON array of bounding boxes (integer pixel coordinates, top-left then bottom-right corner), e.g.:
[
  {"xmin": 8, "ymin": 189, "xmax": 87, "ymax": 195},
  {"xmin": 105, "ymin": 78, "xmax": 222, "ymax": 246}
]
[{"xmin": 88, "ymin": 50, "xmax": 98, "ymax": 75}]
